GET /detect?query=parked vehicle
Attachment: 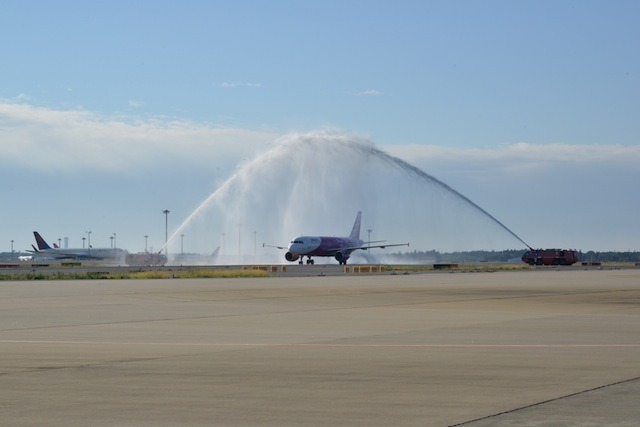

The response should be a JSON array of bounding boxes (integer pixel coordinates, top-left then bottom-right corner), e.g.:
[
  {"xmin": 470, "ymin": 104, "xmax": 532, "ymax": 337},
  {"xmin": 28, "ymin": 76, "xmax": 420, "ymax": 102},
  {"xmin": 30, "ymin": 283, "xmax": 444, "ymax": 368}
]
[{"xmin": 522, "ymin": 249, "xmax": 579, "ymax": 266}]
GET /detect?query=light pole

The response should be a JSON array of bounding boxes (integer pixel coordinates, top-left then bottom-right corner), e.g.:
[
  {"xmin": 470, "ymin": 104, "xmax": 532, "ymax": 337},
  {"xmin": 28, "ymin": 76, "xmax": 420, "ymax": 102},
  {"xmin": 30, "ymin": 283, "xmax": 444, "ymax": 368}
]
[
  {"xmin": 367, "ymin": 229, "xmax": 373, "ymax": 250},
  {"xmin": 58, "ymin": 238, "xmax": 62, "ymax": 248},
  {"xmin": 113, "ymin": 233, "xmax": 117, "ymax": 248},
  {"xmin": 110, "ymin": 236, "xmax": 114, "ymax": 249},
  {"xmin": 82, "ymin": 237, "xmax": 86, "ymax": 248},
  {"xmin": 237, "ymin": 224, "xmax": 242, "ymax": 259},
  {"xmin": 144, "ymin": 235, "xmax": 148, "ymax": 252},
  {"xmin": 162, "ymin": 209, "xmax": 170, "ymax": 257},
  {"xmin": 86, "ymin": 231, "xmax": 91, "ymax": 255},
  {"xmin": 10, "ymin": 240, "xmax": 14, "ymax": 259}
]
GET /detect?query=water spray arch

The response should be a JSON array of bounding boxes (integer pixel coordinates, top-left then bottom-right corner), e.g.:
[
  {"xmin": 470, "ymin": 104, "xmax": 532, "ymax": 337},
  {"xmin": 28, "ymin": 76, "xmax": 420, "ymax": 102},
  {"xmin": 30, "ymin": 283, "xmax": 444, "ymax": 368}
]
[{"xmin": 162, "ymin": 131, "xmax": 529, "ymax": 263}]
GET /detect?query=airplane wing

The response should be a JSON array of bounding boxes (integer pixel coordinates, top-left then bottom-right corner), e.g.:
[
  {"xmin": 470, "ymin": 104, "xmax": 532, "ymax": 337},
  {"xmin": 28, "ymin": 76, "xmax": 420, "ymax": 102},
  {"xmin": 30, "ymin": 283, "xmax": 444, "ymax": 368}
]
[
  {"xmin": 263, "ymin": 243, "xmax": 288, "ymax": 250},
  {"xmin": 328, "ymin": 242, "xmax": 410, "ymax": 252},
  {"xmin": 26, "ymin": 247, "xmax": 74, "ymax": 259}
]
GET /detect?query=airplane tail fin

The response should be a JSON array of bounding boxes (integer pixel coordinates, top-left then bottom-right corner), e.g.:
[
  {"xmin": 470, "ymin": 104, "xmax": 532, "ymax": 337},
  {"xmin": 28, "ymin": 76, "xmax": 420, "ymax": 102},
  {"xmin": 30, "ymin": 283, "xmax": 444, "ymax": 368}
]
[
  {"xmin": 350, "ymin": 211, "xmax": 362, "ymax": 240},
  {"xmin": 33, "ymin": 231, "xmax": 52, "ymax": 250}
]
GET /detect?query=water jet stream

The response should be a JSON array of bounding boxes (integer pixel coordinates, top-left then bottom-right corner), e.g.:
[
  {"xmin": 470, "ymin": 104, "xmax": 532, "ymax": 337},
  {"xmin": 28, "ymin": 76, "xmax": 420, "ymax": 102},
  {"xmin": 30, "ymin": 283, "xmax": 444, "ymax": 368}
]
[
  {"xmin": 160, "ymin": 132, "xmax": 530, "ymax": 262},
  {"xmin": 369, "ymin": 145, "xmax": 532, "ymax": 250}
]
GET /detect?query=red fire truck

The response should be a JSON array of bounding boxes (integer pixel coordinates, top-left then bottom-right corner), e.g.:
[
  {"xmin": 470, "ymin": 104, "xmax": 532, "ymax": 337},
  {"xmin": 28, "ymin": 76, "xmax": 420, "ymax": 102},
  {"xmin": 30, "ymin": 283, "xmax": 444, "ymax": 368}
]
[{"xmin": 521, "ymin": 249, "xmax": 579, "ymax": 266}]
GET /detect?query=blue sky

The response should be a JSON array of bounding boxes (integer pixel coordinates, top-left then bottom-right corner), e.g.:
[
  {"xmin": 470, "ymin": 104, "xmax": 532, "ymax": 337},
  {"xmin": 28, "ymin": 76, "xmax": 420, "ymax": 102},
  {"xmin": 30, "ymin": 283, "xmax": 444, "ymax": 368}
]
[
  {"xmin": 1, "ymin": 1, "xmax": 639, "ymax": 257},
  {"xmin": 4, "ymin": 1, "xmax": 638, "ymax": 145}
]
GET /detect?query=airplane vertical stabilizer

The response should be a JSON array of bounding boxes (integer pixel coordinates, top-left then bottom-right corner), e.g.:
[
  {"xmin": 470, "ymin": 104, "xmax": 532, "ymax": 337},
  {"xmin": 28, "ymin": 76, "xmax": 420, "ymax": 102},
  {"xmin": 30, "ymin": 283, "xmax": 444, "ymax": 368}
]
[
  {"xmin": 33, "ymin": 232, "xmax": 52, "ymax": 250},
  {"xmin": 350, "ymin": 211, "xmax": 362, "ymax": 240}
]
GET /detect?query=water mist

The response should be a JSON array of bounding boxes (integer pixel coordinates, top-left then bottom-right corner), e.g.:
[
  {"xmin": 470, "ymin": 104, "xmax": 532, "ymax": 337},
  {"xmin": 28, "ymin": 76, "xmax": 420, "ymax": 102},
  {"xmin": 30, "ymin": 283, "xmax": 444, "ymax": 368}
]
[{"xmin": 162, "ymin": 131, "xmax": 529, "ymax": 264}]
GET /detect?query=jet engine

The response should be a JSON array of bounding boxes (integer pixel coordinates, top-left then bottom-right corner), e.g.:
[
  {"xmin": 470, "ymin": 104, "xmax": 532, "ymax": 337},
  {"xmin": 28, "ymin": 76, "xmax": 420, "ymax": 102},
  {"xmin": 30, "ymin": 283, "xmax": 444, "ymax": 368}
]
[
  {"xmin": 285, "ymin": 252, "xmax": 299, "ymax": 262},
  {"xmin": 334, "ymin": 251, "xmax": 350, "ymax": 264}
]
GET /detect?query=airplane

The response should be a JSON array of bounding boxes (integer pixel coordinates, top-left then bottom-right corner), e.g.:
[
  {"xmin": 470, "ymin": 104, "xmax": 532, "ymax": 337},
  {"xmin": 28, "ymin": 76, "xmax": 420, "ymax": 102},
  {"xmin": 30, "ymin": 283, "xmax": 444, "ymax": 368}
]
[
  {"xmin": 171, "ymin": 246, "xmax": 220, "ymax": 265},
  {"xmin": 28, "ymin": 231, "xmax": 126, "ymax": 262},
  {"xmin": 264, "ymin": 211, "xmax": 409, "ymax": 265}
]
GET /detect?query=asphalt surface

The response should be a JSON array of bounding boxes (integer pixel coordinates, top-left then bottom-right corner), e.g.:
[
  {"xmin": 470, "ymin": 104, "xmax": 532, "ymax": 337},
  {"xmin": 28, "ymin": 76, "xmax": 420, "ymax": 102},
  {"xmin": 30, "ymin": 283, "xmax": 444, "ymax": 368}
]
[
  {"xmin": 1, "ymin": 269, "xmax": 640, "ymax": 426},
  {"xmin": 0, "ymin": 262, "xmax": 367, "ymax": 277}
]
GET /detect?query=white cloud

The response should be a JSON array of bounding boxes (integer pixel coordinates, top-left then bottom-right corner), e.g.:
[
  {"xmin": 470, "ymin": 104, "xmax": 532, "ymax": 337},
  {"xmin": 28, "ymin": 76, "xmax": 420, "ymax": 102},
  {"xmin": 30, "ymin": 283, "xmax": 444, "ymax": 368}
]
[
  {"xmin": 358, "ymin": 89, "xmax": 383, "ymax": 96},
  {"xmin": 221, "ymin": 82, "xmax": 262, "ymax": 89},
  {"xmin": 13, "ymin": 93, "xmax": 30, "ymax": 102},
  {"xmin": 0, "ymin": 101, "xmax": 278, "ymax": 175},
  {"xmin": 384, "ymin": 142, "xmax": 640, "ymax": 176},
  {"xmin": 128, "ymin": 99, "xmax": 145, "ymax": 109}
]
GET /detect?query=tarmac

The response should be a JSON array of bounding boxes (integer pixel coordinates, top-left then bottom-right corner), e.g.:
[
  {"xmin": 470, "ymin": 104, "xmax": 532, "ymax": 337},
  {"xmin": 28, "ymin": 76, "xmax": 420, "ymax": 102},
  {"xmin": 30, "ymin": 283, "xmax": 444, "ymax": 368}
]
[{"xmin": 1, "ymin": 268, "xmax": 640, "ymax": 426}]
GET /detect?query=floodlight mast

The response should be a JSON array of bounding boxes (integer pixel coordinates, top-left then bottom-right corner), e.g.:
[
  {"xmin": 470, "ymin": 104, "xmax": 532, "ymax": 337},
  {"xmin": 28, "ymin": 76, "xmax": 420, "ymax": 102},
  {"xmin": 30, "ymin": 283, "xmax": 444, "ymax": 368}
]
[{"xmin": 162, "ymin": 210, "xmax": 170, "ymax": 257}]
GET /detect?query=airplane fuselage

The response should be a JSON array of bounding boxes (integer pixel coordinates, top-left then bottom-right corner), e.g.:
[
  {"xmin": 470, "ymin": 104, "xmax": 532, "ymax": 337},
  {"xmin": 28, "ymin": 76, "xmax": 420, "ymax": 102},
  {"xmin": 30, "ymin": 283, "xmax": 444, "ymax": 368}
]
[
  {"xmin": 36, "ymin": 247, "xmax": 126, "ymax": 261},
  {"xmin": 286, "ymin": 236, "xmax": 363, "ymax": 264},
  {"xmin": 266, "ymin": 211, "xmax": 409, "ymax": 265}
]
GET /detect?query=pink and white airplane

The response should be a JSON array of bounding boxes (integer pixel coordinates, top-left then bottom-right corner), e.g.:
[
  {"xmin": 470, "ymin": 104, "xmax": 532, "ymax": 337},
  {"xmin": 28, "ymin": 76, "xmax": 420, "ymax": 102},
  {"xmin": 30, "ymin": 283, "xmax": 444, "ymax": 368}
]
[{"xmin": 264, "ymin": 211, "xmax": 409, "ymax": 265}]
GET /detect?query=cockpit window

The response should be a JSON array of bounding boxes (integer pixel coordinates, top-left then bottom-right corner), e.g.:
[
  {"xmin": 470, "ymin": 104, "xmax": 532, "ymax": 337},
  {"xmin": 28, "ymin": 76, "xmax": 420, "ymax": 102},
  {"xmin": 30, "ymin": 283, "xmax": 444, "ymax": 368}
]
[{"xmin": 290, "ymin": 240, "xmax": 303, "ymax": 244}]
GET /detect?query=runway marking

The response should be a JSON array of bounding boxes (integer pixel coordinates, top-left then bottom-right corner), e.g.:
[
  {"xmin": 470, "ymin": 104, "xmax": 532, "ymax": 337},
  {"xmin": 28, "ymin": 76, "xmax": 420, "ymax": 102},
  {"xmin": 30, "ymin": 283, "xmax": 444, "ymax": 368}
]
[{"xmin": 2, "ymin": 340, "xmax": 640, "ymax": 348}]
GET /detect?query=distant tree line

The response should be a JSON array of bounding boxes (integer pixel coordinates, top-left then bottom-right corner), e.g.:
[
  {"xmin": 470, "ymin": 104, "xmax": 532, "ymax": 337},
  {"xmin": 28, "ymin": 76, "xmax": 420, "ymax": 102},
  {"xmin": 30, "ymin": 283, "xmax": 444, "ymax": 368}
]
[
  {"xmin": 578, "ymin": 251, "xmax": 640, "ymax": 263},
  {"xmin": 386, "ymin": 250, "xmax": 522, "ymax": 263},
  {"xmin": 388, "ymin": 250, "xmax": 640, "ymax": 263}
]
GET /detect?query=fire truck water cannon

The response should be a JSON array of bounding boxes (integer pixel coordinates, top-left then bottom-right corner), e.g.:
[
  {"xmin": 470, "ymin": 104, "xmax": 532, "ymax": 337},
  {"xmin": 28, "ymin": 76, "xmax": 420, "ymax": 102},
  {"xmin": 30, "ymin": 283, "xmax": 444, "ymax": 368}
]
[{"xmin": 521, "ymin": 249, "xmax": 579, "ymax": 266}]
